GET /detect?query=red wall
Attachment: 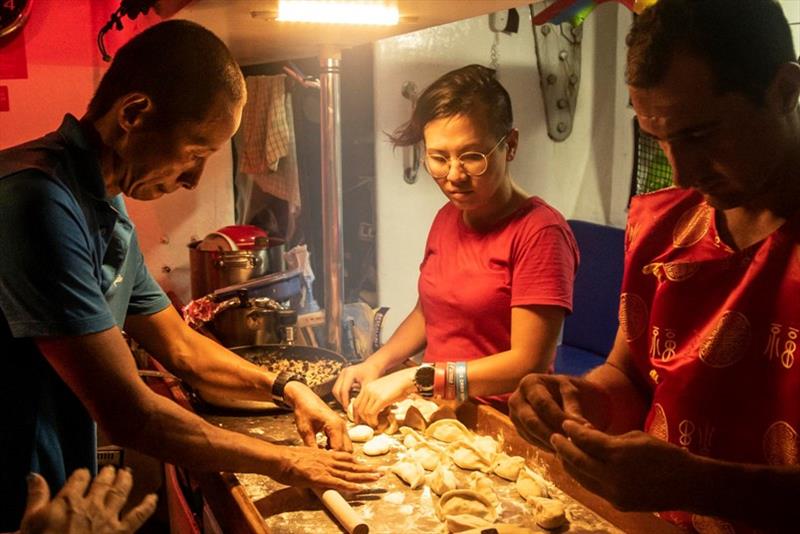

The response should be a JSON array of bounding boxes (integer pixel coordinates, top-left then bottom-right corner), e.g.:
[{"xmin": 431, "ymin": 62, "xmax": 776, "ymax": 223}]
[{"xmin": 0, "ymin": 0, "xmax": 160, "ymax": 148}]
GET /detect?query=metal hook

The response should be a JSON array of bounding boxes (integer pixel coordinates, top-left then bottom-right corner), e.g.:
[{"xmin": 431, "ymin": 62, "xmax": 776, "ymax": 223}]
[{"xmin": 401, "ymin": 81, "xmax": 421, "ymax": 184}]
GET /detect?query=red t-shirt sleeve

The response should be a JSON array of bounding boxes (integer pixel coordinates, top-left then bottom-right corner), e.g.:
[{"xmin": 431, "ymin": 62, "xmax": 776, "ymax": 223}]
[{"xmin": 510, "ymin": 223, "xmax": 578, "ymax": 312}]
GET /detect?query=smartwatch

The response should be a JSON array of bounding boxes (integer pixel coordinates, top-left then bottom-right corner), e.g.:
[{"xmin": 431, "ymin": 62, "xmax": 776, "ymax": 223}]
[
  {"xmin": 413, "ymin": 364, "xmax": 435, "ymax": 398},
  {"xmin": 271, "ymin": 371, "xmax": 307, "ymax": 409}
]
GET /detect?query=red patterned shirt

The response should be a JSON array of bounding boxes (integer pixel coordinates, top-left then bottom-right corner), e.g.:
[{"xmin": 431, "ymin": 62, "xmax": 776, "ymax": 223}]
[{"xmin": 622, "ymin": 188, "xmax": 800, "ymax": 532}]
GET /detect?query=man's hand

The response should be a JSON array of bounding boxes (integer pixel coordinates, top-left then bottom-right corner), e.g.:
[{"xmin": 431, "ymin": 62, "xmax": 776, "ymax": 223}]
[
  {"xmin": 274, "ymin": 447, "xmax": 382, "ymax": 493},
  {"xmin": 552, "ymin": 420, "xmax": 696, "ymax": 512},
  {"xmin": 352, "ymin": 367, "xmax": 416, "ymax": 427},
  {"xmin": 20, "ymin": 466, "xmax": 157, "ymax": 534},
  {"xmin": 332, "ymin": 360, "xmax": 384, "ymax": 410},
  {"xmin": 509, "ymin": 373, "xmax": 611, "ymax": 450},
  {"xmin": 285, "ymin": 381, "xmax": 354, "ymax": 451}
]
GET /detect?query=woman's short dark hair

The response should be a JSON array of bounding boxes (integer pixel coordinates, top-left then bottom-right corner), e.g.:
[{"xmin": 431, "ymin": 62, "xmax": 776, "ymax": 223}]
[
  {"xmin": 626, "ymin": 0, "xmax": 795, "ymax": 103},
  {"xmin": 389, "ymin": 64, "xmax": 512, "ymax": 147},
  {"xmin": 86, "ymin": 20, "xmax": 245, "ymax": 124}
]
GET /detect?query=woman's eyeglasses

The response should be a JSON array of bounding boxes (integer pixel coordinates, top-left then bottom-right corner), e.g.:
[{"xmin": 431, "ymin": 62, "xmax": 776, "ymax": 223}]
[{"xmin": 424, "ymin": 134, "xmax": 509, "ymax": 179}]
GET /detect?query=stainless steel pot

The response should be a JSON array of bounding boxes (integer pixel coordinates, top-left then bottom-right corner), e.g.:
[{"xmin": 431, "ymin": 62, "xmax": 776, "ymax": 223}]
[
  {"xmin": 188, "ymin": 241, "xmax": 269, "ymax": 299},
  {"xmin": 209, "ymin": 306, "xmax": 280, "ymax": 347}
]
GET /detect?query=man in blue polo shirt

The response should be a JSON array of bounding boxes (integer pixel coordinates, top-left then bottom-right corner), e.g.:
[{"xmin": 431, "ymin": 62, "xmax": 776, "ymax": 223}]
[{"xmin": 0, "ymin": 20, "xmax": 376, "ymax": 531}]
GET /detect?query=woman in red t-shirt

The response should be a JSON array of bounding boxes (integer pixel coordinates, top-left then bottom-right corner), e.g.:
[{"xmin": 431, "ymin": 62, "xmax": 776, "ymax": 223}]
[{"xmin": 332, "ymin": 64, "xmax": 578, "ymax": 425}]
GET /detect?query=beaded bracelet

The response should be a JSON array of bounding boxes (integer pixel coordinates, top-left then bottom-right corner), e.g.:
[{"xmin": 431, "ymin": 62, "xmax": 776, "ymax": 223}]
[{"xmin": 455, "ymin": 361, "xmax": 468, "ymax": 402}]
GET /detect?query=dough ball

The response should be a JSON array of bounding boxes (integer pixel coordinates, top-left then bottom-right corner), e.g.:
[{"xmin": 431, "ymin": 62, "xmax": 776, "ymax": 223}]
[
  {"xmin": 348, "ymin": 424, "xmax": 374, "ymax": 443},
  {"xmin": 362, "ymin": 434, "xmax": 395, "ymax": 456}
]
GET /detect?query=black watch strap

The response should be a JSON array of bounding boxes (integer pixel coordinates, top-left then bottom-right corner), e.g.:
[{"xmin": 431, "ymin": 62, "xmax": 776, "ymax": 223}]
[
  {"xmin": 414, "ymin": 364, "xmax": 435, "ymax": 398},
  {"xmin": 271, "ymin": 371, "xmax": 307, "ymax": 409}
]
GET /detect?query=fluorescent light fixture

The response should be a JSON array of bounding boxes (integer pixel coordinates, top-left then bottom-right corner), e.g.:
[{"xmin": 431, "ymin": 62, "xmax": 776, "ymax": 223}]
[{"xmin": 276, "ymin": 0, "xmax": 400, "ymax": 25}]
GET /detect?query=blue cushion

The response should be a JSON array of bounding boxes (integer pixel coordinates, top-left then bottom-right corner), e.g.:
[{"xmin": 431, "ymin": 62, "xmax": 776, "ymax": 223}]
[
  {"xmin": 556, "ymin": 220, "xmax": 625, "ymax": 375},
  {"xmin": 555, "ymin": 345, "xmax": 607, "ymax": 376}
]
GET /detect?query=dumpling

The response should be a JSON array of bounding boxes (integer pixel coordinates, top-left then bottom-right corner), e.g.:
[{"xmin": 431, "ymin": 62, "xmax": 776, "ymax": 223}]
[
  {"xmin": 402, "ymin": 405, "xmax": 428, "ymax": 431},
  {"xmin": 435, "ymin": 489, "xmax": 498, "ymax": 523},
  {"xmin": 426, "ymin": 419, "xmax": 472, "ymax": 443},
  {"xmin": 347, "ymin": 424, "xmax": 374, "ymax": 443},
  {"xmin": 375, "ymin": 407, "xmax": 399, "ymax": 435},
  {"xmin": 491, "ymin": 452, "xmax": 526, "ymax": 481},
  {"xmin": 467, "ymin": 472, "xmax": 498, "ymax": 505},
  {"xmin": 410, "ymin": 441, "xmax": 444, "ymax": 471},
  {"xmin": 459, "ymin": 526, "xmax": 534, "ymax": 534},
  {"xmin": 470, "ymin": 434, "xmax": 499, "ymax": 458},
  {"xmin": 427, "ymin": 464, "xmax": 460, "ymax": 496},
  {"xmin": 393, "ymin": 396, "xmax": 439, "ymax": 422},
  {"xmin": 347, "ymin": 400, "xmax": 398, "ymax": 434},
  {"xmin": 444, "ymin": 513, "xmax": 494, "ymax": 533},
  {"xmin": 399, "ymin": 426, "xmax": 424, "ymax": 448},
  {"xmin": 429, "ymin": 405, "xmax": 459, "ymax": 423},
  {"xmin": 516, "ymin": 467, "xmax": 549, "ymax": 501},
  {"xmin": 529, "ymin": 496, "xmax": 567, "ymax": 530},
  {"xmin": 450, "ymin": 439, "xmax": 494, "ymax": 472},
  {"xmin": 391, "ymin": 459, "xmax": 426, "ymax": 489},
  {"xmin": 362, "ymin": 434, "xmax": 396, "ymax": 456}
]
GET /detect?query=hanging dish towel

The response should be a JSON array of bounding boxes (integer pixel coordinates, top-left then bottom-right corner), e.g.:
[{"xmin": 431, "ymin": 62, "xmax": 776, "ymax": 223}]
[{"xmin": 240, "ymin": 74, "xmax": 290, "ymax": 174}]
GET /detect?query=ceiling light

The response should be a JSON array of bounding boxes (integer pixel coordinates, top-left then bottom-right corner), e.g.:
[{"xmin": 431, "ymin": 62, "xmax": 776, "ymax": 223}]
[{"xmin": 276, "ymin": 1, "xmax": 400, "ymax": 25}]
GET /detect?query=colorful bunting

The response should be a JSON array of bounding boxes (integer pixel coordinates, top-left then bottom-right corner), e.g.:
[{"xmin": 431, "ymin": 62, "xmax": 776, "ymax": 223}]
[{"xmin": 532, "ymin": 0, "xmax": 657, "ymax": 27}]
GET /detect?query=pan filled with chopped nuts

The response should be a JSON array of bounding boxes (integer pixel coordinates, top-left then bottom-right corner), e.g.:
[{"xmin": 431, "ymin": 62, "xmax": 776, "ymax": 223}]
[{"xmin": 194, "ymin": 344, "xmax": 349, "ymax": 411}]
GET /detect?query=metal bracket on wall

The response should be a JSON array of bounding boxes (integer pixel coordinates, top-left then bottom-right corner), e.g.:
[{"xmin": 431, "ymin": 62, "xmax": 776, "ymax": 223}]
[
  {"xmin": 530, "ymin": 3, "xmax": 583, "ymax": 142},
  {"xmin": 401, "ymin": 81, "xmax": 421, "ymax": 184}
]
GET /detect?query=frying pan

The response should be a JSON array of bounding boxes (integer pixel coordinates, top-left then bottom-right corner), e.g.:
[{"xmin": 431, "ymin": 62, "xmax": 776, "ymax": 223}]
[{"xmin": 196, "ymin": 344, "xmax": 349, "ymax": 411}]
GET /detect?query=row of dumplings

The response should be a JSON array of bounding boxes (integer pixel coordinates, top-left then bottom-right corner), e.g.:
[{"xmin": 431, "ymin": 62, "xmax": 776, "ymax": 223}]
[{"xmin": 353, "ymin": 413, "xmax": 568, "ymax": 532}]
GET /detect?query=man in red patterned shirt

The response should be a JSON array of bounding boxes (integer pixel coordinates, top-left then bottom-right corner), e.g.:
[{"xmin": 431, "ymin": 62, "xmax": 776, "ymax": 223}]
[{"xmin": 509, "ymin": 0, "xmax": 800, "ymax": 531}]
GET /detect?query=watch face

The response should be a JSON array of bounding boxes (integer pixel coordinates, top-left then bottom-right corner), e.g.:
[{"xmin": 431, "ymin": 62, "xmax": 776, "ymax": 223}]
[
  {"xmin": 415, "ymin": 365, "xmax": 435, "ymax": 388},
  {"xmin": 1, "ymin": 0, "xmax": 32, "ymax": 39}
]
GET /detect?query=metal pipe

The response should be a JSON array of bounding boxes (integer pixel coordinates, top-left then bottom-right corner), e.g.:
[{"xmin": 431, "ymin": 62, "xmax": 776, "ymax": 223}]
[{"xmin": 319, "ymin": 50, "xmax": 343, "ymax": 353}]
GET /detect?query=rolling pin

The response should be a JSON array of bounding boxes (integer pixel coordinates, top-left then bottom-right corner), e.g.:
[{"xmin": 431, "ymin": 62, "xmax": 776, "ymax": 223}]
[{"xmin": 312, "ymin": 488, "xmax": 370, "ymax": 534}]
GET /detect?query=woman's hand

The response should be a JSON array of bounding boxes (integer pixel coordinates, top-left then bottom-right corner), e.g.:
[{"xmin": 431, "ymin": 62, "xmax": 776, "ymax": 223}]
[
  {"xmin": 352, "ymin": 367, "xmax": 416, "ymax": 427},
  {"xmin": 285, "ymin": 381, "xmax": 353, "ymax": 451},
  {"xmin": 332, "ymin": 359, "xmax": 384, "ymax": 410},
  {"xmin": 274, "ymin": 447, "xmax": 381, "ymax": 493},
  {"xmin": 20, "ymin": 466, "xmax": 157, "ymax": 534}
]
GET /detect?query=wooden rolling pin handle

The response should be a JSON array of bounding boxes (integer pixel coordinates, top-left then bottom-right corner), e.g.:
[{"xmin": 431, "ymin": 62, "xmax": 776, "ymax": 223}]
[{"xmin": 312, "ymin": 488, "xmax": 369, "ymax": 534}]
